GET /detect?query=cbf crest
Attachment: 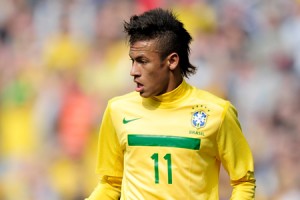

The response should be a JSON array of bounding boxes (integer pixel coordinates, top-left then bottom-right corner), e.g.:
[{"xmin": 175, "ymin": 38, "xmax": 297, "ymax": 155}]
[{"xmin": 191, "ymin": 105, "xmax": 210, "ymax": 129}]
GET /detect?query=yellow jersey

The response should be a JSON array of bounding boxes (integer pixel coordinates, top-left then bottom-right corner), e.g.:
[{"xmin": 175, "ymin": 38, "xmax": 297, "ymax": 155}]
[{"xmin": 87, "ymin": 80, "xmax": 255, "ymax": 200}]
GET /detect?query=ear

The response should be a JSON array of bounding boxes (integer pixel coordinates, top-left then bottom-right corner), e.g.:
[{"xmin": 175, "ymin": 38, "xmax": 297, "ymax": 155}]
[{"xmin": 167, "ymin": 52, "xmax": 179, "ymax": 71}]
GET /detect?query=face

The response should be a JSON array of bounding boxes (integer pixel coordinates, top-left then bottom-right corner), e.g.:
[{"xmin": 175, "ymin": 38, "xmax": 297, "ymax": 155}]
[{"xmin": 129, "ymin": 40, "xmax": 172, "ymax": 98}]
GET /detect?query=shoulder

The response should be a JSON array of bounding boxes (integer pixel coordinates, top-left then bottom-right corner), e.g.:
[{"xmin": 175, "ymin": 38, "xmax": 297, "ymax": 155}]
[
  {"xmin": 188, "ymin": 85, "xmax": 239, "ymax": 120},
  {"xmin": 107, "ymin": 91, "xmax": 142, "ymax": 109},
  {"xmin": 191, "ymin": 85, "xmax": 230, "ymax": 108}
]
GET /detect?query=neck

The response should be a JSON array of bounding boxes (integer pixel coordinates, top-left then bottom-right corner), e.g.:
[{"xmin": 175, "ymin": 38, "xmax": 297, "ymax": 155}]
[{"xmin": 145, "ymin": 79, "xmax": 190, "ymax": 108}]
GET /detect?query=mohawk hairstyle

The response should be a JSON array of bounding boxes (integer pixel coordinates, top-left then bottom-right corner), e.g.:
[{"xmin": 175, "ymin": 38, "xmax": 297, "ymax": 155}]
[{"xmin": 123, "ymin": 8, "xmax": 196, "ymax": 78}]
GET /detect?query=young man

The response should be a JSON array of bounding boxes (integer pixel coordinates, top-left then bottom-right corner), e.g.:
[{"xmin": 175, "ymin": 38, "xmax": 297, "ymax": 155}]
[{"xmin": 86, "ymin": 8, "xmax": 256, "ymax": 200}]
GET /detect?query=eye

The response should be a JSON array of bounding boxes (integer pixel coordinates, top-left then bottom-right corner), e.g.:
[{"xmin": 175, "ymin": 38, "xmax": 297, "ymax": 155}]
[
  {"xmin": 137, "ymin": 58, "xmax": 148, "ymax": 64},
  {"xmin": 130, "ymin": 57, "xmax": 149, "ymax": 65}
]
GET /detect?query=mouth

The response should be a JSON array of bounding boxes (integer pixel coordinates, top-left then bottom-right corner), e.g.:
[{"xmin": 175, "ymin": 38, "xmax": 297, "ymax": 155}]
[{"xmin": 134, "ymin": 80, "xmax": 144, "ymax": 92}]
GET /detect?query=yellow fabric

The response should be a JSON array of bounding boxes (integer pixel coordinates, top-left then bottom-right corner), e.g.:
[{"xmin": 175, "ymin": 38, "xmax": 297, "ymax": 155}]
[
  {"xmin": 87, "ymin": 80, "xmax": 256, "ymax": 199},
  {"xmin": 85, "ymin": 176, "xmax": 122, "ymax": 200}
]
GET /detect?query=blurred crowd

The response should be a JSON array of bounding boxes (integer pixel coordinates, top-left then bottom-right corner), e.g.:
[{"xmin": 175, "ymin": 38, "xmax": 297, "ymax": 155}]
[{"xmin": 0, "ymin": 0, "xmax": 300, "ymax": 199}]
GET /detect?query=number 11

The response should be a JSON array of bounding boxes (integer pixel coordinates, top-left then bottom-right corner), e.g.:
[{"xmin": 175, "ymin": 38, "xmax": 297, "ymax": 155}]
[{"xmin": 151, "ymin": 153, "xmax": 173, "ymax": 184}]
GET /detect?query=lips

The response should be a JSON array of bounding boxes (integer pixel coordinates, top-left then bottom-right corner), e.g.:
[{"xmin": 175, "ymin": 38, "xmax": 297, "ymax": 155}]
[{"xmin": 134, "ymin": 80, "xmax": 144, "ymax": 92}]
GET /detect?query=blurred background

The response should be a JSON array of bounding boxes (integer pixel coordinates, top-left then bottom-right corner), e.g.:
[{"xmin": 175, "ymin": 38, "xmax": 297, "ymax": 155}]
[{"xmin": 0, "ymin": 0, "xmax": 300, "ymax": 199}]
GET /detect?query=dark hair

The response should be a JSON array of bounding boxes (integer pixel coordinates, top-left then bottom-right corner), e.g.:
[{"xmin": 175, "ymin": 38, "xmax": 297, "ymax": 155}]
[{"xmin": 123, "ymin": 8, "xmax": 196, "ymax": 78}]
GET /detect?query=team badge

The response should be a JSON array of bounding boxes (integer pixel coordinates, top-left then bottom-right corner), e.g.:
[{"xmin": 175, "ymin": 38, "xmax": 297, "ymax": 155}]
[{"xmin": 191, "ymin": 105, "xmax": 210, "ymax": 129}]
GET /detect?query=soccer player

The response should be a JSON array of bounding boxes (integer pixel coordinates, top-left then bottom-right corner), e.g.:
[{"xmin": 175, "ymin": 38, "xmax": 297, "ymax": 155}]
[{"xmin": 86, "ymin": 8, "xmax": 256, "ymax": 200}]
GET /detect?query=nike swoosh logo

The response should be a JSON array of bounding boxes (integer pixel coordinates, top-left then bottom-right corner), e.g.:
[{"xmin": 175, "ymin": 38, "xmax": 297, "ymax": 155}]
[{"xmin": 123, "ymin": 117, "xmax": 141, "ymax": 124}]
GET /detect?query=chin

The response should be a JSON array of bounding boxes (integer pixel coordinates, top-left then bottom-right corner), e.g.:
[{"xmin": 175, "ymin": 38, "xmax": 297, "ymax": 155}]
[
  {"xmin": 139, "ymin": 92, "xmax": 149, "ymax": 98},
  {"xmin": 139, "ymin": 91, "xmax": 151, "ymax": 98}
]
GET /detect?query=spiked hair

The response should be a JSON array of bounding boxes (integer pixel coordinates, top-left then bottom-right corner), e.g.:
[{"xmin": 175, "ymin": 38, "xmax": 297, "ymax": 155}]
[{"xmin": 124, "ymin": 8, "xmax": 196, "ymax": 78}]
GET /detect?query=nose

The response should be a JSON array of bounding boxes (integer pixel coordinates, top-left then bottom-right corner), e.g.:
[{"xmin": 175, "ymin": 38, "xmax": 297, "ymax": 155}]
[{"xmin": 130, "ymin": 62, "xmax": 140, "ymax": 77}]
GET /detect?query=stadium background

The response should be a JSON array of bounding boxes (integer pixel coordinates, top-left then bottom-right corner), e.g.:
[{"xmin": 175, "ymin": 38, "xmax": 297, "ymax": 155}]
[{"xmin": 0, "ymin": 0, "xmax": 299, "ymax": 199}]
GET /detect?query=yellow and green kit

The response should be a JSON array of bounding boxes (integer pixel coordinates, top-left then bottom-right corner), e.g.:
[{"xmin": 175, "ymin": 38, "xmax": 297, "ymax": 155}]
[{"xmin": 87, "ymin": 80, "xmax": 256, "ymax": 200}]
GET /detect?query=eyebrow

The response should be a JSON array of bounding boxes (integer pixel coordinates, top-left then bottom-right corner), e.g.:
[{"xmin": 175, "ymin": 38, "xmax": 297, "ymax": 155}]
[
  {"xmin": 129, "ymin": 55, "xmax": 148, "ymax": 62},
  {"xmin": 130, "ymin": 49, "xmax": 160, "ymax": 54}
]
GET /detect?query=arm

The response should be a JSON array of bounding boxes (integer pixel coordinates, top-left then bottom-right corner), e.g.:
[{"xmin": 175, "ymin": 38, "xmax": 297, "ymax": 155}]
[
  {"xmin": 217, "ymin": 102, "xmax": 256, "ymax": 200},
  {"xmin": 86, "ymin": 103, "xmax": 123, "ymax": 200},
  {"xmin": 85, "ymin": 176, "xmax": 122, "ymax": 200}
]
